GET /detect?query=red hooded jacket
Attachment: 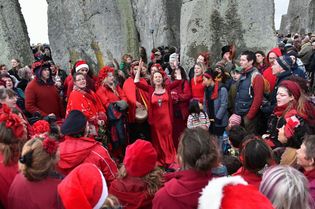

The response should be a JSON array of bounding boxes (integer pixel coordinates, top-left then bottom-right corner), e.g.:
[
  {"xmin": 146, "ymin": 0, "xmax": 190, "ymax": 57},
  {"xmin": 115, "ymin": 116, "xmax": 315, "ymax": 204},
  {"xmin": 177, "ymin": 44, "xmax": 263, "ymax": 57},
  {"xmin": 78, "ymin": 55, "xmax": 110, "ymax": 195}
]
[
  {"xmin": 57, "ymin": 136, "xmax": 118, "ymax": 186},
  {"xmin": 263, "ymin": 48, "xmax": 282, "ymax": 92}
]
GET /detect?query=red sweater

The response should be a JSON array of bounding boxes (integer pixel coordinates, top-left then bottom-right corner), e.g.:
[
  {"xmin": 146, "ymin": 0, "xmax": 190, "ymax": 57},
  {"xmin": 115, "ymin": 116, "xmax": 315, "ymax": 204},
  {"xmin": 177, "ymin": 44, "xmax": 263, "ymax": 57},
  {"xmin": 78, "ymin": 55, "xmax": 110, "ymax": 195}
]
[
  {"xmin": 57, "ymin": 136, "xmax": 118, "ymax": 186},
  {"xmin": 0, "ymin": 154, "xmax": 18, "ymax": 209},
  {"xmin": 110, "ymin": 175, "xmax": 154, "ymax": 209},
  {"xmin": 246, "ymin": 69, "xmax": 264, "ymax": 120},
  {"xmin": 152, "ymin": 169, "xmax": 212, "ymax": 209},
  {"xmin": 8, "ymin": 173, "xmax": 62, "ymax": 209},
  {"xmin": 25, "ymin": 78, "xmax": 64, "ymax": 118}
]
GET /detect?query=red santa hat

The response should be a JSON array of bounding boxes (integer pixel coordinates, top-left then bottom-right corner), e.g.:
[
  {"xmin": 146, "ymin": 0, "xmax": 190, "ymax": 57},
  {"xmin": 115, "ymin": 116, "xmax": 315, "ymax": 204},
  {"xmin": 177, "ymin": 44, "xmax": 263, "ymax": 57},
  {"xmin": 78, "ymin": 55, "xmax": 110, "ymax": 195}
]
[
  {"xmin": 123, "ymin": 139, "xmax": 157, "ymax": 177},
  {"xmin": 75, "ymin": 60, "xmax": 89, "ymax": 72},
  {"xmin": 198, "ymin": 176, "xmax": 274, "ymax": 209},
  {"xmin": 58, "ymin": 163, "xmax": 108, "ymax": 209}
]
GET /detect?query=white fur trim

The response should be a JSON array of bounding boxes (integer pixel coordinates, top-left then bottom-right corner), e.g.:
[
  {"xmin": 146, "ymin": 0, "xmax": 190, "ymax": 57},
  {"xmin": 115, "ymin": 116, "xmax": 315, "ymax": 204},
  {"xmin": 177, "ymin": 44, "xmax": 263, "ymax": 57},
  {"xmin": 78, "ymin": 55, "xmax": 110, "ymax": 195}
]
[
  {"xmin": 75, "ymin": 64, "xmax": 89, "ymax": 72},
  {"xmin": 198, "ymin": 176, "xmax": 248, "ymax": 209},
  {"xmin": 93, "ymin": 169, "xmax": 108, "ymax": 209}
]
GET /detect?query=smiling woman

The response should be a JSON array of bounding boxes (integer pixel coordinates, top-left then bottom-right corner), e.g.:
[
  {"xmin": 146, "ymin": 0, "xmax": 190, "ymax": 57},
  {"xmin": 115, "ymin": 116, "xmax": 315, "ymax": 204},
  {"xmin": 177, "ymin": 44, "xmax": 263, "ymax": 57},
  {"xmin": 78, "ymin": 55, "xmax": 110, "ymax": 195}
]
[{"xmin": 18, "ymin": 0, "xmax": 49, "ymax": 44}]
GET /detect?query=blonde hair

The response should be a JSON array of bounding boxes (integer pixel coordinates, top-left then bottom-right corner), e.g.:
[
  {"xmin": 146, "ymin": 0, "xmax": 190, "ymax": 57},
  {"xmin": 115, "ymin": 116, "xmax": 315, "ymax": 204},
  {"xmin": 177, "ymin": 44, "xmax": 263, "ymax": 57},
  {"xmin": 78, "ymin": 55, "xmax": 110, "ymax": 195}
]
[
  {"xmin": 19, "ymin": 137, "xmax": 59, "ymax": 181},
  {"xmin": 101, "ymin": 195, "xmax": 122, "ymax": 209}
]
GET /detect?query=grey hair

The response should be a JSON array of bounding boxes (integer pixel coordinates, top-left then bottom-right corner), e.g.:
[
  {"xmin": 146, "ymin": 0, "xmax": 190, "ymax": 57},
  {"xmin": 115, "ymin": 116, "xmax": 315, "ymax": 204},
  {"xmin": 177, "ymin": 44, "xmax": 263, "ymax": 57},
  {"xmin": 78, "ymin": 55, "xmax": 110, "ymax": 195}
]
[
  {"xmin": 259, "ymin": 165, "xmax": 313, "ymax": 209},
  {"xmin": 17, "ymin": 66, "xmax": 32, "ymax": 80}
]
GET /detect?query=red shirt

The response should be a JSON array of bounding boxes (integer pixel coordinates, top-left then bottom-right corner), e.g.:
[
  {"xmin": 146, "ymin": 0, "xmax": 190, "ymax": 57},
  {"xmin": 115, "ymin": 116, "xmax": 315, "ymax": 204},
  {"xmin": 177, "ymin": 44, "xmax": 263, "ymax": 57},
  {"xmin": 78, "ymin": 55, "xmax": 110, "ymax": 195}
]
[{"xmin": 233, "ymin": 167, "xmax": 262, "ymax": 190}]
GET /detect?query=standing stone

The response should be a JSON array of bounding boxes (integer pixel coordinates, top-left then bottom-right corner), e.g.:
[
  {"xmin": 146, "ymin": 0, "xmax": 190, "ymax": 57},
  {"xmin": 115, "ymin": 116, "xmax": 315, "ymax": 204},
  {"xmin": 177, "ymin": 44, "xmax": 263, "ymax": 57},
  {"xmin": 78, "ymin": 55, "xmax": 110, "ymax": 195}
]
[
  {"xmin": 0, "ymin": 0, "xmax": 33, "ymax": 67},
  {"xmin": 180, "ymin": 0, "xmax": 276, "ymax": 70},
  {"xmin": 279, "ymin": 0, "xmax": 315, "ymax": 35},
  {"xmin": 47, "ymin": 0, "xmax": 139, "ymax": 72},
  {"xmin": 130, "ymin": 0, "xmax": 181, "ymax": 56}
]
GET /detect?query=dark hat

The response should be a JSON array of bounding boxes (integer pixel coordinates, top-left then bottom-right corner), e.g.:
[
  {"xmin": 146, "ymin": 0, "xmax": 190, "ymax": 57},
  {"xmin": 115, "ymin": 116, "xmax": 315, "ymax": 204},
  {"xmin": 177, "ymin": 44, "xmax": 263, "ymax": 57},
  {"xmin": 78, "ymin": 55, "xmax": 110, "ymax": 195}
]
[
  {"xmin": 221, "ymin": 45, "xmax": 231, "ymax": 58},
  {"xmin": 286, "ymin": 50, "xmax": 298, "ymax": 58},
  {"xmin": 61, "ymin": 110, "xmax": 87, "ymax": 136},
  {"xmin": 276, "ymin": 55, "xmax": 292, "ymax": 71}
]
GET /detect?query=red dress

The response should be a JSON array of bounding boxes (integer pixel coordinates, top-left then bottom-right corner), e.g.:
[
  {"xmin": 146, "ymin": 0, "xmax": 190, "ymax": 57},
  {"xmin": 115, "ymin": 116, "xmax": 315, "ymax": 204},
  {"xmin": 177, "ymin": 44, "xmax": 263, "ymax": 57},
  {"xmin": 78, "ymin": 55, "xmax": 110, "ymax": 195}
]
[
  {"xmin": 135, "ymin": 81, "xmax": 181, "ymax": 166},
  {"xmin": 151, "ymin": 92, "xmax": 176, "ymax": 165}
]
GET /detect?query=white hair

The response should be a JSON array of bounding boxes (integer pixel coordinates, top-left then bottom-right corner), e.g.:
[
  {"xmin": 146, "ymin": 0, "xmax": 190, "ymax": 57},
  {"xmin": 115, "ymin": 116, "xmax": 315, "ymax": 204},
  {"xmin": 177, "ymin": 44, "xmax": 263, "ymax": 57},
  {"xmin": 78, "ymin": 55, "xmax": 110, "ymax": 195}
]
[{"xmin": 259, "ymin": 165, "xmax": 313, "ymax": 209}]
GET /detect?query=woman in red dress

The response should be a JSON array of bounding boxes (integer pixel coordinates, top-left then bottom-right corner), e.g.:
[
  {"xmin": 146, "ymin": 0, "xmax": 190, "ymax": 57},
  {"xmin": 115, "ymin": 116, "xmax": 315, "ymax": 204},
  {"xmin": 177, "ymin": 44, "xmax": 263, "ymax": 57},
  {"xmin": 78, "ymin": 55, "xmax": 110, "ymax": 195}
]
[
  {"xmin": 66, "ymin": 72, "xmax": 106, "ymax": 136},
  {"xmin": 134, "ymin": 60, "xmax": 182, "ymax": 167}
]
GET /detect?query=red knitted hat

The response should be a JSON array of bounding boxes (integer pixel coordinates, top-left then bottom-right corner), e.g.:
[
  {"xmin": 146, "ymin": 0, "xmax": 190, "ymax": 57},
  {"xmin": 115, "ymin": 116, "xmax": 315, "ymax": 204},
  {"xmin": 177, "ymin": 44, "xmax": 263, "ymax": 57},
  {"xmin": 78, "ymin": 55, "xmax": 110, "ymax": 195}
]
[
  {"xmin": 198, "ymin": 176, "xmax": 274, "ymax": 209},
  {"xmin": 58, "ymin": 163, "xmax": 108, "ymax": 209},
  {"xmin": 279, "ymin": 80, "xmax": 301, "ymax": 101},
  {"xmin": 75, "ymin": 60, "xmax": 89, "ymax": 72},
  {"xmin": 123, "ymin": 139, "xmax": 157, "ymax": 177}
]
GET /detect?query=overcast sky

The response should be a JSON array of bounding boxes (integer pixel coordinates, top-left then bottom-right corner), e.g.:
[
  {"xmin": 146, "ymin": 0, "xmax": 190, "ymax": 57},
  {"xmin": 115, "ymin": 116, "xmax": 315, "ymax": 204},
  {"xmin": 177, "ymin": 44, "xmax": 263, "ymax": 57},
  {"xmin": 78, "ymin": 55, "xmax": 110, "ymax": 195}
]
[{"xmin": 19, "ymin": 0, "xmax": 289, "ymax": 44}]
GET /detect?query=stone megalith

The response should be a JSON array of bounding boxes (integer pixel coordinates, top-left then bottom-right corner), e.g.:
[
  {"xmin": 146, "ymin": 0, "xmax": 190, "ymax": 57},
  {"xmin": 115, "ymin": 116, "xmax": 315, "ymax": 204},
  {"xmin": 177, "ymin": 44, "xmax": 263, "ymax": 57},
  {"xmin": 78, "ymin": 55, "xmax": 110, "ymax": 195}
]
[
  {"xmin": 130, "ymin": 0, "xmax": 181, "ymax": 53},
  {"xmin": 180, "ymin": 0, "xmax": 276, "ymax": 70},
  {"xmin": 0, "ymin": 0, "xmax": 33, "ymax": 67},
  {"xmin": 47, "ymin": 0, "xmax": 139, "ymax": 72},
  {"xmin": 279, "ymin": 0, "xmax": 315, "ymax": 35}
]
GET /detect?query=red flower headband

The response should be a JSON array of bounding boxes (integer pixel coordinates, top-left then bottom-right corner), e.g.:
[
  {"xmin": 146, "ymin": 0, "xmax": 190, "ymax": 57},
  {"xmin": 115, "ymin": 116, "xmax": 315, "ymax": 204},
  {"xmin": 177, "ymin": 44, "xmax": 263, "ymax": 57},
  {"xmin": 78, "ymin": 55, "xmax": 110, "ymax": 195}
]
[
  {"xmin": 42, "ymin": 136, "xmax": 59, "ymax": 156},
  {"xmin": 0, "ymin": 104, "xmax": 25, "ymax": 139},
  {"xmin": 32, "ymin": 120, "xmax": 50, "ymax": 135}
]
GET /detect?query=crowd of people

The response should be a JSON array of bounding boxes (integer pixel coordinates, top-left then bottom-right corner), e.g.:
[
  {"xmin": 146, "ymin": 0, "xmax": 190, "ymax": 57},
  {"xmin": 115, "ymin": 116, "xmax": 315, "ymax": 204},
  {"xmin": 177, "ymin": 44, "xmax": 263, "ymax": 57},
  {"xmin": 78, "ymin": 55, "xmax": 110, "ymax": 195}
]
[{"xmin": 0, "ymin": 33, "xmax": 315, "ymax": 209}]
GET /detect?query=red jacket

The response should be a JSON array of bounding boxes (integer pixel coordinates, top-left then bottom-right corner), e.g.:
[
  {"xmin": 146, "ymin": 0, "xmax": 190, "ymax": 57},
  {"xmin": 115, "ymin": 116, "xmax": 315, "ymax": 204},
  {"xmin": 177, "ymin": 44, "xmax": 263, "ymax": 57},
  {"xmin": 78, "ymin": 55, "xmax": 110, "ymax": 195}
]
[
  {"xmin": 152, "ymin": 169, "xmax": 213, "ymax": 209},
  {"xmin": 110, "ymin": 175, "xmax": 154, "ymax": 209},
  {"xmin": 25, "ymin": 78, "xmax": 64, "ymax": 118},
  {"xmin": 135, "ymin": 80, "xmax": 181, "ymax": 125},
  {"xmin": 123, "ymin": 78, "xmax": 149, "ymax": 123},
  {"xmin": 171, "ymin": 80, "xmax": 191, "ymax": 120},
  {"xmin": 0, "ymin": 154, "xmax": 18, "ymax": 209},
  {"xmin": 8, "ymin": 173, "xmax": 62, "ymax": 209},
  {"xmin": 190, "ymin": 75, "xmax": 204, "ymax": 103},
  {"xmin": 66, "ymin": 89, "xmax": 106, "ymax": 124},
  {"xmin": 263, "ymin": 48, "xmax": 282, "ymax": 92},
  {"xmin": 57, "ymin": 136, "xmax": 118, "ymax": 186},
  {"xmin": 233, "ymin": 167, "xmax": 262, "ymax": 190},
  {"xmin": 96, "ymin": 84, "xmax": 127, "ymax": 110}
]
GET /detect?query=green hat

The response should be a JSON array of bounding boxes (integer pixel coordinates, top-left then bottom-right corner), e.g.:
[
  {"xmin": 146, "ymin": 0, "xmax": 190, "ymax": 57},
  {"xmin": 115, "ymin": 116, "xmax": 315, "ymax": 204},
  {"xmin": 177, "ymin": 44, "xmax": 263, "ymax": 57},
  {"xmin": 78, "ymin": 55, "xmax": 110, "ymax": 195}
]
[{"xmin": 233, "ymin": 66, "xmax": 243, "ymax": 73}]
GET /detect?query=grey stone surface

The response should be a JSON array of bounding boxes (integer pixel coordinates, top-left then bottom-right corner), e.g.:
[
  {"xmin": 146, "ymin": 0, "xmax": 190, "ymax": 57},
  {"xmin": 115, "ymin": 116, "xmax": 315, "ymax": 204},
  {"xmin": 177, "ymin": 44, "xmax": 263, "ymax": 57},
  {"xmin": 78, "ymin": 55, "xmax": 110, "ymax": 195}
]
[
  {"xmin": 180, "ymin": 0, "xmax": 276, "ymax": 70},
  {"xmin": 279, "ymin": 0, "xmax": 315, "ymax": 35},
  {"xmin": 130, "ymin": 0, "xmax": 181, "ymax": 53},
  {"xmin": 0, "ymin": 0, "xmax": 33, "ymax": 67},
  {"xmin": 47, "ymin": 0, "xmax": 139, "ymax": 72}
]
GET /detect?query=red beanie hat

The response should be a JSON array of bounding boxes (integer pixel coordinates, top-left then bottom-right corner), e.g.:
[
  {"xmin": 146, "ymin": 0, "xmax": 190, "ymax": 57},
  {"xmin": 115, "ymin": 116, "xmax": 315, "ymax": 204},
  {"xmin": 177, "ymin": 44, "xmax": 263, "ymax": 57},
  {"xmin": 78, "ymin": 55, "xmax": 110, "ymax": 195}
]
[
  {"xmin": 123, "ymin": 139, "xmax": 157, "ymax": 177},
  {"xmin": 75, "ymin": 60, "xmax": 89, "ymax": 72},
  {"xmin": 279, "ymin": 80, "xmax": 301, "ymax": 101},
  {"xmin": 198, "ymin": 176, "xmax": 274, "ymax": 209},
  {"xmin": 58, "ymin": 163, "xmax": 108, "ymax": 209}
]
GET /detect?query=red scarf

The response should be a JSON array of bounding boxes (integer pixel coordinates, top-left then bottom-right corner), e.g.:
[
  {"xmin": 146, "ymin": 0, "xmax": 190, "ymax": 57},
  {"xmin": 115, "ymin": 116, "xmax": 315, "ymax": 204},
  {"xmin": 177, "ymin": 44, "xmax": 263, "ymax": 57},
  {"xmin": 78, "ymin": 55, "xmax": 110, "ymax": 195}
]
[
  {"xmin": 210, "ymin": 81, "xmax": 219, "ymax": 100},
  {"xmin": 273, "ymin": 103, "xmax": 289, "ymax": 117}
]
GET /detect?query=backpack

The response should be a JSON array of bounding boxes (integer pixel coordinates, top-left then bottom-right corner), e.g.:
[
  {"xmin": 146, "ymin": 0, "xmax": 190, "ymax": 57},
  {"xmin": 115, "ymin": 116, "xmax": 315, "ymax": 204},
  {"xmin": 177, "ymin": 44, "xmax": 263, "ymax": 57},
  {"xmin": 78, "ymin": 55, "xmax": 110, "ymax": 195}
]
[{"xmin": 250, "ymin": 69, "xmax": 270, "ymax": 96}]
